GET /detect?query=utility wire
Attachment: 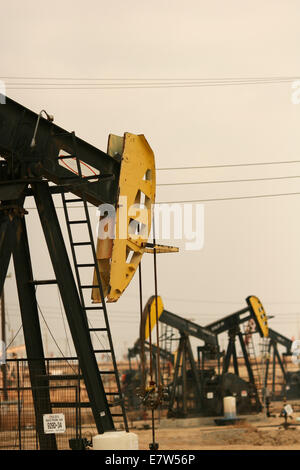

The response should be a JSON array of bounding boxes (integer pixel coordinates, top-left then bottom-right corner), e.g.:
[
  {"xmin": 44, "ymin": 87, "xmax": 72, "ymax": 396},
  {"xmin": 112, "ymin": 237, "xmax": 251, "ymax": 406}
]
[
  {"xmin": 5, "ymin": 325, "xmax": 23, "ymax": 351},
  {"xmin": 9, "ymin": 297, "xmax": 300, "ymax": 306},
  {"xmin": 22, "ymin": 174, "xmax": 300, "ymax": 209},
  {"xmin": 6, "ymin": 306, "xmax": 300, "ymax": 319},
  {"xmin": 36, "ymin": 297, "xmax": 76, "ymax": 372},
  {"xmin": 158, "ymin": 190, "xmax": 300, "ymax": 204},
  {"xmin": 23, "ymin": 190, "xmax": 300, "ymax": 209},
  {"xmin": 2, "ymin": 75, "xmax": 299, "ymax": 80},
  {"xmin": 157, "ymin": 175, "xmax": 300, "ymax": 187},
  {"xmin": 5, "ymin": 83, "xmax": 294, "ymax": 91},
  {"xmin": 157, "ymin": 159, "xmax": 300, "ymax": 171},
  {"xmin": 4, "ymin": 77, "xmax": 297, "ymax": 90},
  {"xmin": 3, "ymin": 76, "xmax": 297, "ymax": 83},
  {"xmin": 5, "ymin": 78, "xmax": 296, "ymax": 86},
  {"xmin": 57, "ymin": 286, "xmax": 72, "ymax": 357}
]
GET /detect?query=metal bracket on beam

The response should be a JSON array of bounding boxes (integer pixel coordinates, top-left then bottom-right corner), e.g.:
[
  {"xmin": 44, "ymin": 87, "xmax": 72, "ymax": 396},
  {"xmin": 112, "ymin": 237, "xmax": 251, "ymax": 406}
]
[
  {"xmin": 29, "ymin": 280, "xmax": 58, "ymax": 286},
  {"xmin": 144, "ymin": 243, "xmax": 179, "ymax": 254}
]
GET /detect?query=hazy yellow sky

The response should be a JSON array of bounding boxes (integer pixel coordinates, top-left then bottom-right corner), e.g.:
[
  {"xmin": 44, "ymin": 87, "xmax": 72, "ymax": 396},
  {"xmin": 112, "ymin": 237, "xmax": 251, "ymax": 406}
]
[{"xmin": 1, "ymin": 0, "xmax": 300, "ymax": 358}]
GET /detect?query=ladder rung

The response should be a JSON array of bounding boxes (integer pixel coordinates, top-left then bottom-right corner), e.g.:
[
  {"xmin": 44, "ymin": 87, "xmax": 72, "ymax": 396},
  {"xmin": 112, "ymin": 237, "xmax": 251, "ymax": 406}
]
[
  {"xmin": 99, "ymin": 370, "xmax": 115, "ymax": 375},
  {"xmin": 39, "ymin": 374, "xmax": 82, "ymax": 381},
  {"xmin": 81, "ymin": 285, "xmax": 100, "ymax": 289},
  {"xmin": 85, "ymin": 306, "xmax": 104, "ymax": 310},
  {"xmin": 109, "ymin": 401, "xmax": 124, "ymax": 408},
  {"xmin": 94, "ymin": 349, "xmax": 112, "ymax": 354},
  {"xmin": 72, "ymin": 242, "xmax": 92, "ymax": 246},
  {"xmin": 111, "ymin": 414, "xmax": 124, "ymax": 417},
  {"xmin": 30, "ymin": 280, "xmax": 57, "ymax": 285},
  {"xmin": 52, "ymin": 402, "xmax": 91, "ymax": 408},
  {"xmin": 64, "ymin": 198, "xmax": 84, "ymax": 203},
  {"xmin": 89, "ymin": 328, "xmax": 107, "ymax": 332},
  {"xmin": 69, "ymin": 220, "xmax": 88, "ymax": 225},
  {"xmin": 76, "ymin": 263, "xmax": 95, "ymax": 268},
  {"xmin": 105, "ymin": 392, "xmax": 121, "ymax": 396}
]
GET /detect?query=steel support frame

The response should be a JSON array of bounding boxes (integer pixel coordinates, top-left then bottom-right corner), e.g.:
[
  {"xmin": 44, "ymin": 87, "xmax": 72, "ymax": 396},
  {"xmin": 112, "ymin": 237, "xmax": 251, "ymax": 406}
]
[
  {"xmin": 264, "ymin": 340, "xmax": 287, "ymax": 397},
  {"xmin": 0, "ymin": 208, "xmax": 57, "ymax": 450},
  {"xmin": 221, "ymin": 329, "xmax": 261, "ymax": 411},
  {"xmin": 222, "ymin": 331, "xmax": 238, "ymax": 375},
  {"xmin": 264, "ymin": 340, "xmax": 273, "ymax": 390},
  {"xmin": 32, "ymin": 182, "xmax": 114, "ymax": 434},
  {"xmin": 0, "ymin": 213, "xmax": 16, "ymax": 291},
  {"xmin": 168, "ymin": 336, "xmax": 185, "ymax": 416},
  {"xmin": 237, "ymin": 331, "xmax": 255, "ymax": 385},
  {"xmin": 168, "ymin": 334, "xmax": 202, "ymax": 416},
  {"xmin": 273, "ymin": 343, "xmax": 287, "ymax": 380},
  {"xmin": 237, "ymin": 330, "xmax": 261, "ymax": 410}
]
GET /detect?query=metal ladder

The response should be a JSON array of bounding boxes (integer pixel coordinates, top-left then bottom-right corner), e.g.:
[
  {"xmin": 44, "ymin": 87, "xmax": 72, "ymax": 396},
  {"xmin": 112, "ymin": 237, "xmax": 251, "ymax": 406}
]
[
  {"xmin": 259, "ymin": 337, "xmax": 271, "ymax": 398},
  {"xmin": 160, "ymin": 324, "xmax": 174, "ymax": 386},
  {"xmin": 59, "ymin": 131, "xmax": 128, "ymax": 432},
  {"xmin": 243, "ymin": 324, "xmax": 264, "ymax": 400}
]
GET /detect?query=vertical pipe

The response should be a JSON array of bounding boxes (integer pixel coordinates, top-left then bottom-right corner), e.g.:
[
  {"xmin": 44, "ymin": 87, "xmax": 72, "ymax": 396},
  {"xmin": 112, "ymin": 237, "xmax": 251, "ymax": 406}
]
[
  {"xmin": 17, "ymin": 360, "xmax": 21, "ymax": 450},
  {"xmin": 138, "ymin": 264, "xmax": 146, "ymax": 392},
  {"xmin": 182, "ymin": 337, "xmax": 187, "ymax": 416},
  {"xmin": 168, "ymin": 337, "xmax": 183, "ymax": 415},
  {"xmin": 186, "ymin": 338, "xmax": 203, "ymax": 412},
  {"xmin": 264, "ymin": 341, "xmax": 272, "ymax": 391},
  {"xmin": 1, "ymin": 290, "xmax": 7, "ymax": 400},
  {"xmin": 232, "ymin": 341, "xmax": 239, "ymax": 376},
  {"xmin": 152, "ymin": 231, "xmax": 161, "ymax": 390},
  {"xmin": 78, "ymin": 361, "xmax": 82, "ymax": 441},
  {"xmin": 148, "ymin": 306, "xmax": 153, "ymax": 382},
  {"xmin": 272, "ymin": 349, "xmax": 276, "ymax": 396}
]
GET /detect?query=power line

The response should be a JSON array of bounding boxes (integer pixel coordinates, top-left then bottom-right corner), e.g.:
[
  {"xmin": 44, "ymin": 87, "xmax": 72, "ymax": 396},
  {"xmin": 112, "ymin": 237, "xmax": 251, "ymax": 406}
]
[
  {"xmin": 23, "ymin": 189, "xmax": 300, "ymax": 210},
  {"xmin": 9, "ymin": 297, "xmax": 300, "ymax": 306},
  {"xmin": 57, "ymin": 286, "xmax": 72, "ymax": 357},
  {"xmin": 158, "ymin": 190, "xmax": 300, "ymax": 204},
  {"xmin": 7, "ymin": 79, "xmax": 295, "ymax": 86},
  {"xmin": 6, "ymin": 305, "xmax": 300, "ymax": 319},
  {"xmin": 157, "ymin": 175, "xmax": 300, "ymax": 187},
  {"xmin": 5, "ymin": 78, "xmax": 295, "ymax": 86},
  {"xmin": 36, "ymin": 296, "xmax": 76, "ymax": 370},
  {"xmin": 4, "ymin": 78, "xmax": 297, "ymax": 91},
  {"xmin": 2, "ymin": 75, "xmax": 299, "ymax": 81},
  {"xmin": 157, "ymin": 159, "xmax": 300, "ymax": 171},
  {"xmin": 5, "ymin": 325, "xmax": 23, "ymax": 351},
  {"xmin": 137, "ymin": 295, "xmax": 300, "ymax": 305}
]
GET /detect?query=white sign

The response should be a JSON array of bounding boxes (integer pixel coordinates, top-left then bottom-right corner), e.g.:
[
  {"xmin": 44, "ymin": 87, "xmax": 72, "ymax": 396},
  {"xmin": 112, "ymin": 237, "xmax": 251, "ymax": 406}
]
[
  {"xmin": 284, "ymin": 404, "xmax": 293, "ymax": 417},
  {"xmin": 43, "ymin": 413, "xmax": 66, "ymax": 434},
  {"xmin": 206, "ymin": 392, "xmax": 214, "ymax": 399},
  {"xmin": 291, "ymin": 340, "xmax": 300, "ymax": 365},
  {"xmin": 0, "ymin": 340, "xmax": 6, "ymax": 365}
]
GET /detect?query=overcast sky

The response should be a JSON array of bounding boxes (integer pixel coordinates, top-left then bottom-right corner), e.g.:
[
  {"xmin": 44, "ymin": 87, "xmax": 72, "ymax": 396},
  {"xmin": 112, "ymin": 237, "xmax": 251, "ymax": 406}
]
[{"xmin": 1, "ymin": 0, "xmax": 300, "ymax": 360}]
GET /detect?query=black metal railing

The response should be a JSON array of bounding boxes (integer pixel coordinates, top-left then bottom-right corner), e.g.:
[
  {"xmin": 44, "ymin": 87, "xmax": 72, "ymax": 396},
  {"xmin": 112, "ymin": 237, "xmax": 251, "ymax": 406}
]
[{"xmin": 0, "ymin": 357, "xmax": 99, "ymax": 450}]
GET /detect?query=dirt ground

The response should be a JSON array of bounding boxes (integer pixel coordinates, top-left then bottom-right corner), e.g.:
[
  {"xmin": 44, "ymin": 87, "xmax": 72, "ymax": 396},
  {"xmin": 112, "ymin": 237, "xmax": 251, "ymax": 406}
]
[{"xmin": 133, "ymin": 417, "xmax": 300, "ymax": 450}]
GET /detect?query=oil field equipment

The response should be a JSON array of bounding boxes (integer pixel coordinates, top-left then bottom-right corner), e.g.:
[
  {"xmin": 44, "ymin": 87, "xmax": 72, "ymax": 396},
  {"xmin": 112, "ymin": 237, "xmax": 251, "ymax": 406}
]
[
  {"xmin": 138, "ymin": 295, "xmax": 270, "ymax": 419},
  {"xmin": 204, "ymin": 295, "xmax": 269, "ymax": 414},
  {"xmin": 0, "ymin": 95, "xmax": 159, "ymax": 449},
  {"xmin": 122, "ymin": 341, "xmax": 175, "ymax": 411},
  {"xmin": 138, "ymin": 295, "xmax": 219, "ymax": 418},
  {"xmin": 264, "ymin": 327, "xmax": 300, "ymax": 400}
]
